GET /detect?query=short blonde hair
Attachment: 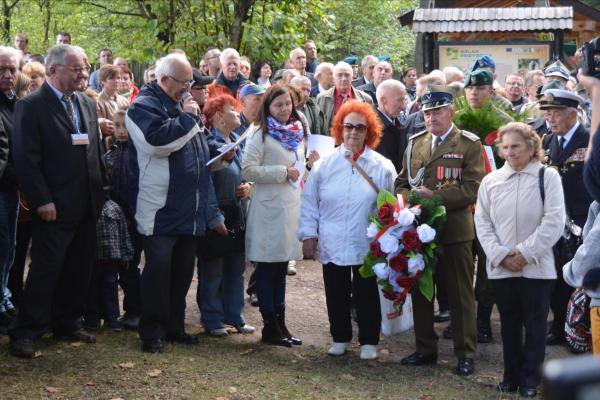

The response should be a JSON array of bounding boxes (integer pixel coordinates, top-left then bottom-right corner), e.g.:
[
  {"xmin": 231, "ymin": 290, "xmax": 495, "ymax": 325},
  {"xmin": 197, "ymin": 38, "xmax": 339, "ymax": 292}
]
[
  {"xmin": 497, "ymin": 122, "xmax": 544, "ymax": 162},
  {"xmin": 22, "ymin": 61, "xmax": 46, "ymax": 79}
]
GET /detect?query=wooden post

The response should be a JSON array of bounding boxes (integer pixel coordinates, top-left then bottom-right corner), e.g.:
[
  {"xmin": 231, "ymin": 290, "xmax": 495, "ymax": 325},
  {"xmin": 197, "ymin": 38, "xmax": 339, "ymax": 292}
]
[{"xmin": 553, "ymin": 30, "xmax": 565, "ymax": 61}]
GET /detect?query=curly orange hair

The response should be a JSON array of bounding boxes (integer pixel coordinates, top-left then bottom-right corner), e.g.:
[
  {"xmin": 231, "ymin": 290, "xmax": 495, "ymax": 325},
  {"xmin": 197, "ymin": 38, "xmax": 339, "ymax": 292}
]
[
  {"xmin": 203, "ymin": 94, "xmax": 238, "ymax": 129},
  {"xmin": 330, "ymin": 100, "xmax": 382, "ymax": 149}
]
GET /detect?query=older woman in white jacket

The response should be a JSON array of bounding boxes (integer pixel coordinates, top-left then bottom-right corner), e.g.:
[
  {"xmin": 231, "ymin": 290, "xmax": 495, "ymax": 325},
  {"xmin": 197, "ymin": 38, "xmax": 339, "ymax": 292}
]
[
  {"xmin": 298, "ymin": 101, "xmax": 396, "ymax": 360},
  {"xmin": 475, "ymin": 122, "xmax": 565, "ymax": 398}
]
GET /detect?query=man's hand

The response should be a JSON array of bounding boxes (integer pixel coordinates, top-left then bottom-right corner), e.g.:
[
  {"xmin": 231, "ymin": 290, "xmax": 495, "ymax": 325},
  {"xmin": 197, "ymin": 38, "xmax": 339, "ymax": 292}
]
[
  {"xmin": 99, "ymin": 118, "xmax": 114, "ymax": 136},
  {"xmin": 213, "ymin": 223, "xmax": 228, "ymax": 236},
  {"xmin": 287, "ymin": 167, "xmax": 300, "ymax": 182},
  {"xmin": 222, "ymin": 146, "xmax": 236, "ymax": 161},
  {"xmin": 302, "ymin": 238, "xmax": 318, "ymax": 260},
  {"xmin": 183, "ymin": 97, "xmax": 200, "ymax": 116},
  {"xmin": 235, "ymin": 182, "xmax": 251, "ymax": 199},
  {"xmin": 37, "ymin": 202, "xmax": 56, "ymax": 222},
  {"xmin": 413, "ymin": 186, "xmax": 434, "ymax": 199}
]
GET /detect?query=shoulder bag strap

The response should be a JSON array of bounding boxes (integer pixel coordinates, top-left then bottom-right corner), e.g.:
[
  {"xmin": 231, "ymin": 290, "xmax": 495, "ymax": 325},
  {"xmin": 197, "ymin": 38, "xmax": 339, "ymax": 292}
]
[
  {"xmin": 346, "ymin": 154, "xmax": 379, "ymax": 194},
  {"xmin": 538, "ymin": 165, "xmax": 546, "ymax": 204}
]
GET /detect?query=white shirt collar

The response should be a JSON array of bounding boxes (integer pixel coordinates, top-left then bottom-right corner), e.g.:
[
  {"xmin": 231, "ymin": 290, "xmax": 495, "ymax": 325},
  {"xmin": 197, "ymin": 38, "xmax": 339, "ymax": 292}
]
[
  {"xmin": 557, "ymin": 121, "xmax": 579, "ymax": 147},
  {"xmin": 431, "ymin": 124, "xmax": 454, "ymax": 150}
]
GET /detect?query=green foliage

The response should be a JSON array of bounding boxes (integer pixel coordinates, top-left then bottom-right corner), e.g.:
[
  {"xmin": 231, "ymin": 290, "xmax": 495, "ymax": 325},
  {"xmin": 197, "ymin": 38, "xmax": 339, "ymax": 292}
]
[
  {"xmin": 376, "ymin": 188, "xmax": 397, "ymax": 209},
  {"xmin": 418, "ymin": 261, "xmax": 433, "ymax": 302}
]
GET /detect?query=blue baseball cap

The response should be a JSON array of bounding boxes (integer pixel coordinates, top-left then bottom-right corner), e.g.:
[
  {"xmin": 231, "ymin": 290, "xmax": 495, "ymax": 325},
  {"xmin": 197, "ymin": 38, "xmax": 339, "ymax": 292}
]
[
  {"xmin": 240, "ymin": 84, "xmax": 266, "ymax": 97},
  {"xmin": 471, "ymin": 55, "xmax": 496, "ymax": 71}
]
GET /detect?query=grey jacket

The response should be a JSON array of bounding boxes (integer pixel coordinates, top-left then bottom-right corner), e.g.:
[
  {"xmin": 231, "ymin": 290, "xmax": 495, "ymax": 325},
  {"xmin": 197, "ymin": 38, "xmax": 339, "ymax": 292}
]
[
  {"xmin": 315, "ymin": 86, "xmax": 373, "ymax": 135},
  {"xmin": 563, "ymin": 201, "xmax": 600, "ymax": 307}
]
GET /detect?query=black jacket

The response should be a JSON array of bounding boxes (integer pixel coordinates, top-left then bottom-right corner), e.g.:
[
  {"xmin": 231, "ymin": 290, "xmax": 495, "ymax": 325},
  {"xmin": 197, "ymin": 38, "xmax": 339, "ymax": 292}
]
[
  {"xmin": 357, "ymin": 82, "xmax": 377, "ymax": 106},
  {"xmin": 375, "ymin": 109, "xmax": 407, "ymax": 173},
  {"xmin": 0, "ymin": 90, "xmax": 16, "ymax": 192},
  {"xmin": 543, "ymin": 123, "xmax": 592, "ymax": 227}
]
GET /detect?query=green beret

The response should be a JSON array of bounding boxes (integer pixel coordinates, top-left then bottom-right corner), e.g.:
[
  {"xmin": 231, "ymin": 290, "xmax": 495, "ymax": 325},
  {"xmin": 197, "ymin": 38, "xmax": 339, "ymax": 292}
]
[{"xmin": 464, "ymin": 69, "xmax": 494, "ymax": 87}]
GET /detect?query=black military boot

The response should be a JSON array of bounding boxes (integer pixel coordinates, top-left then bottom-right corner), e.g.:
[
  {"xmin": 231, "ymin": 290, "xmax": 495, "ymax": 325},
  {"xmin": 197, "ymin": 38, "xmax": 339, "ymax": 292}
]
[
  {"xmin": 275, "ymin": 308, "xmax": 302, "ymax": 345},
  {"xmin": 261, "ymin": 312, "xmax": 292, "ymax": 348},
  {"xmin": 477, "ymin": 303, "xmax": 493, "ymax": 343}
]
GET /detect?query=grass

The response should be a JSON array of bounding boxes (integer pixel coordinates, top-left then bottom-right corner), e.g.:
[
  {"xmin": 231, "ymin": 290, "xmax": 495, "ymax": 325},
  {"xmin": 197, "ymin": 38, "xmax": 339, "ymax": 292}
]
[{"xmin": 0, "ymin": 327, "xmax": 515, "ymax": 400}]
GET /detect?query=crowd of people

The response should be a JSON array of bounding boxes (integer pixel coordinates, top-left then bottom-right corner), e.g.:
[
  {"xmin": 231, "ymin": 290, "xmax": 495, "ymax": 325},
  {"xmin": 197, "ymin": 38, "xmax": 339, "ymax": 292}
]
[{"xmin": 1, "ymin": 30, "xmax": 600, "ymax": 398}]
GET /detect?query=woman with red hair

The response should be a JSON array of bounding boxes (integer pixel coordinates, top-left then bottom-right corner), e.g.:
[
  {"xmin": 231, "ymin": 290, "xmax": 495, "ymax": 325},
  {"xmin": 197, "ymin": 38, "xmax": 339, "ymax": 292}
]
[
  {"xmin": 298, "ymin": 100, "xmax": 397, "ymax": 360},
  {"xmin": 198, "ymin": 94, "xmax": 255, "ymax": 337}
]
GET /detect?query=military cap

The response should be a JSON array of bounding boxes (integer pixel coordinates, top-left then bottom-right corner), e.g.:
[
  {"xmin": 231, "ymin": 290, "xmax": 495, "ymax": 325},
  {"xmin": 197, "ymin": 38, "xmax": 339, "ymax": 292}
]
[
  {"xmin": 343, "ymin": 56, "xmax": 358, "ymax": 65},
  {"xmin": 471, "ymin": 55, "xmax": 496, "ymax": 71},
  {"xmin": 421, "ymin": 85, "xmax": 453, "ymax": 111},
  {"xmin": 192, "ymin": 69, "xmax": 215, "ymax": 87},
  {"xmin": 377, "ymin": 55, "xmax": 391, "ymax": 62},
  {"xmin": 535, "ymin": 79, "xmax": 565, "ymax": 99},
  {"xmin": 544, "ymin": 60, "xmax": 570, "ymax": 81},
  {"xmin": 240, "ymin": 83, "xmax": 266, "ymax": 97},
  {"xmin": 464, "ymin": 69, "xmax": 494, "ymax": 87},
  {"xmin": 539, "ymin": 89, "xmax": 584, "ymax": 110}
]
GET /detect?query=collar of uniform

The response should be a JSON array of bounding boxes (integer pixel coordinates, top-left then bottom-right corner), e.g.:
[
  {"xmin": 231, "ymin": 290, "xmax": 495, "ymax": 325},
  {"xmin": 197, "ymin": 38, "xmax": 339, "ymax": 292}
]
[
  {"xmin": 431, "ymin": 124, "xmax": 454, "ymax": 148},
  {"xmin": 557, "ymin": 121, "xmax": 580, "ymax": 147}
]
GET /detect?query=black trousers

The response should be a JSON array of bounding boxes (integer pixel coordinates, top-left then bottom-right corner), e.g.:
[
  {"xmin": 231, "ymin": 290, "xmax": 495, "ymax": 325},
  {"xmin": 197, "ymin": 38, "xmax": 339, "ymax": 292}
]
[
  {"xmin": 7, "ymin": 220, "xmax": 32, "ymax": 308},
  {"xmin": 322, "ymin": 263, "xmax": 380, "ymax": 345},
  {"xmin": 138, "ymin": 235, "xmax": 197, "ymax": 341},
  {"xmin": 548, "ymin": 260, "xmax": 575, "ymax": 336},
  {"xmin": 474, "ymin": 238, "xmax": 495, "ymax": 310},
  {"xmin": 493, "ymin": 278, "xmax": 552, "ymax": 389},
  {"xmin": 9, "ymin": 216, "xmax": 96, "ymax": 339}
]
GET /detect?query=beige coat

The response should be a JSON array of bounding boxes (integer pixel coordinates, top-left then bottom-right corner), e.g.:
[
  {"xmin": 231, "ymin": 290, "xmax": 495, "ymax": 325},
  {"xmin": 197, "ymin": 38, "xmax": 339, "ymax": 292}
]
[
  {"xmin": 242, "ymin": 128, "xmax": 304, "ymax": 262},
  {"xmin": 316, "ymin": 86, "xmax": 373, "ymax": 135}
]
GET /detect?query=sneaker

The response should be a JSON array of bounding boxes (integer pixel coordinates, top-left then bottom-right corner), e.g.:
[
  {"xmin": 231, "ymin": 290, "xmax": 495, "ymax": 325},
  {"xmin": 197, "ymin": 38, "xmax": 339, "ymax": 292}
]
[
  {"xmin": 208, "ymin": 328, "xmax": 228, "ymax": 337},
  {"xmin": 249, "ymin": 293, "xmax": 259, "ymax": 307},
  {"xmin": 233, "ymin": 324, "xmax": 256, "ymax": 334},
  {"xmin": 328, "ymin": 342, "xmax": 349, "ymax": 356},
  {"xmin": 360, "ymin": 345, "xmax": 378, "ymax": 360},
  {"xmin": 287, "ymin": 260, "xmax": 297, "ymax": 276}
]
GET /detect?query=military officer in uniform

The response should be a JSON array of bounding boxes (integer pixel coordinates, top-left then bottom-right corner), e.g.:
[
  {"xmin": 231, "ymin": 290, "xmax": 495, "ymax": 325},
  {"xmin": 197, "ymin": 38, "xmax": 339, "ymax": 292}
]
[
  {"xmin": 395, "ymin": 86, "xmax": 485, "ymax": 376},
  {"xmin": 540, "ymin": 89, "xmax": 592, "ymax": 346},
  {"xmin": 469, "ymin": 56, "xmax": 513, "ymax": 112}
]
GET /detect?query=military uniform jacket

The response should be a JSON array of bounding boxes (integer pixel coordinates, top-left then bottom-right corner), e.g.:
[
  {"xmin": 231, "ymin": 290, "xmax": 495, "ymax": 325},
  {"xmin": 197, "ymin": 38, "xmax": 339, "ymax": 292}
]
[
  {"xmin": 394, "ymin": 125, "xmax": 485, "ymax": 244},
  {"xmin": 543, "ymin": 123, "xmax": 592, "ymax": 227}
]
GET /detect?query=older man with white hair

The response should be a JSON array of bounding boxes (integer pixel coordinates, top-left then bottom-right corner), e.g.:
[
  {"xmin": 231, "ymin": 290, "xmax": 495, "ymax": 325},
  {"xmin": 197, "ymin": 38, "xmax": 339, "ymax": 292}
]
[
  {"xmin": 207, "ymin": 48, "xmax": 249, "ymax": 106},
  {"xmin": 126, "ymin": 53, "xmax": 226, "ymax": 353},
  {"xmin": 310, "ymin": 62, "xmax": 334, "ymax": 97},
  {"xmin": 316, "ymin": 61, "xmax": 372, "ymax": 135},
  {"xmin": 289, "ymin": 47, "xmax": 316, "ymax": 86},
  {"xmin": 291, "ymin": 75, "xmax": 322, "ymax": 135},
  {"xmin": 374, "ymin": 79, "xmax": 407, "ymax": 172}
]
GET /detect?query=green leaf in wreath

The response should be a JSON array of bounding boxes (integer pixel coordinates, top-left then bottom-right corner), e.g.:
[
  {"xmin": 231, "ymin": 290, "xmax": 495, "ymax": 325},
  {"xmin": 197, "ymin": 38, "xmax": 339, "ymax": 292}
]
[
  {"xmin": 376, "ymin": 189, "xmax": 397, "ymax": 209},
  {"xmin": 418, "ymin": 265, "xmax": 434, "ymax": 302}
]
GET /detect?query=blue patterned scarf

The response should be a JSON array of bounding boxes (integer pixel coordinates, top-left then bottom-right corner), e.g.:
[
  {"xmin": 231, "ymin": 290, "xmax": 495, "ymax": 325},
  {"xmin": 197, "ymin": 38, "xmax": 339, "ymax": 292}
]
[{"xmin": 267, "ymin": 116, "xmax": 304, "ymax": 154}]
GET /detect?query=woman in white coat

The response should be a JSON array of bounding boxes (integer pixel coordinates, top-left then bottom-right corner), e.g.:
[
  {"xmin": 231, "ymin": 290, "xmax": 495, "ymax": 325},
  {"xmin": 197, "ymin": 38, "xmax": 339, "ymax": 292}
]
[
  {"xmin": 298, "ymin": 101, "xmax": 397, "ymax": 360},
  {"xmin": 242, "ymin": 85, "xmax": 305, "ymax": 347},
  {"xmin": 475, "ymin": 122, "xmax": 565, "ymax": 398}
]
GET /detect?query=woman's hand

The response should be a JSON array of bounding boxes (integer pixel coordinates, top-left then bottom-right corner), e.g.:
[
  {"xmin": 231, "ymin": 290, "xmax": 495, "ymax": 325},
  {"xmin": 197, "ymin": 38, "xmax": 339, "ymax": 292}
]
[
  {"xmin": 222, "ymin": 146, "xmax": 236, "ymax": 161},
  {"xmin": 213, "ymin": 223, "xmax": 228, "ymax": 236},
  {"xmin": 500, "ymin": 250, "xmax": 527, "ymax": 272},
  {"xmin": 235, "ymin": 182, "xmax": 251, "ymax": 199},
  {"xmin": 307, "ymin": 150, "xmax": 320, "ymax": 169},
  {"xmin": 302, "ymin": 238, "xmax": 318, "ymax": 260},
  {"xmin": 287, "ymin": 166, "xmax": 300, "ymax": 182}
]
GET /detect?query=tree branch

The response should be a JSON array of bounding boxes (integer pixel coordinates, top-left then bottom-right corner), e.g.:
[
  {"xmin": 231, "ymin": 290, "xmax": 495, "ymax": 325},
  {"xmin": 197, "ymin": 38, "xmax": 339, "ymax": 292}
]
[{"xmin": 85, "ymin": 1, "xmax": 150, "ymax": 18}]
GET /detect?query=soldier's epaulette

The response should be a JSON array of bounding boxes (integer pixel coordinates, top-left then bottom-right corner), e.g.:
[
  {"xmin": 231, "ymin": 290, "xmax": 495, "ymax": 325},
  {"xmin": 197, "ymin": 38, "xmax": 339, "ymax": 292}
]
[
  {"xmin": 409, "ymin": 129, "xmax": 428, "ymax": 141},
  {"xmin": 460, "ymin": 130, "xmax": 480, "ymax": 142}
]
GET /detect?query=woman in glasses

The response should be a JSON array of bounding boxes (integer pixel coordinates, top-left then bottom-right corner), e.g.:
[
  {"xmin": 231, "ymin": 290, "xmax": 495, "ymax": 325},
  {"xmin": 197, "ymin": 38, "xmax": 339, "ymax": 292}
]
[
  {"xmin": 298, "ymin": 101, "xmax": 396, "ymax": 360},
  {"xmin": 242, "ymin": 84, "xmax": 306, "ymax": 348}
]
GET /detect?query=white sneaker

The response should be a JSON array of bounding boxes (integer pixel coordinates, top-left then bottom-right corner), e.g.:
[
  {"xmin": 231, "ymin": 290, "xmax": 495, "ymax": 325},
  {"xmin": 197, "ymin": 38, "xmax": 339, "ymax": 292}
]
[
  {"xmin": 234, "ymin": 324, "xmax": 256, "ymax": 334},
  {"xmin": 208, "ymin": 328, "xmax": 228, "ymax": 337},
  {"xmin": 287, "ymin": 260, "xmax": 297, "ymax": 276},
  {"xmin": 360, "ymin": 345, "xmax": 377, "ymax": 360},
  {"xmin": 327, "ymin": 342, "xmax": 349, "ymax": 356}
]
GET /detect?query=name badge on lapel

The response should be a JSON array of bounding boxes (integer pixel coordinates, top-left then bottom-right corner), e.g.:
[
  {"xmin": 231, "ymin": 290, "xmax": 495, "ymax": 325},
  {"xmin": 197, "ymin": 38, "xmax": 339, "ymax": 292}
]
[
  {"xmin": 442, "ymin": 153, "xmax": 463, "ymax": 159},
  {"xmin": 71, "ymin": 133, "xmax": 89, "ymax": 145}
]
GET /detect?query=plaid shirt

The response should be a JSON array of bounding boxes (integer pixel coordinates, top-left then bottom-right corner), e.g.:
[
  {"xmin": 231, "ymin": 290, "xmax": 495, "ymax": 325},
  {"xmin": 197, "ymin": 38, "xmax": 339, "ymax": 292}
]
[{"xmin": 96, "ymin": 200, "xmax": 133, "ymax": 262}]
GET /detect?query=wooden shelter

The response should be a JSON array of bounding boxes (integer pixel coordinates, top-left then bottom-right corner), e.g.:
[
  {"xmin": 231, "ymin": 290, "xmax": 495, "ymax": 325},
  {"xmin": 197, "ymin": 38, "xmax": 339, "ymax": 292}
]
[{"xmin": 399, "ymin": 0, "xmax": 600, "ymax": 74}]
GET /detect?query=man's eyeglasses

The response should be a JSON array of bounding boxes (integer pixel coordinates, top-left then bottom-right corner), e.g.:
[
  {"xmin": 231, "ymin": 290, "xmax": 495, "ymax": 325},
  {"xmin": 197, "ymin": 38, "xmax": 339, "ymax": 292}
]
[
  {"xmin": 57, "ymin": 65, "xmax": 87, "ymax": 75},
  {"xmin": 168, "ymin": 75, "xmax": 194, "ymax": 88},
  {"xmin": 343, "ymin": 123, "xmax": 367, "ymax": 133}
]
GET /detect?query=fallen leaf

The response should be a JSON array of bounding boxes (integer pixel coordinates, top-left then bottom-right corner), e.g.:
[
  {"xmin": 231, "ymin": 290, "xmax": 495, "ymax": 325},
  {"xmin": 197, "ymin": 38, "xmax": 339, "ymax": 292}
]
[
  {"xmin": 46, "ymin": 387, "xmax": 59, "ymax": 393},
  {"xmin": 33, "ymin": 351, "xmax": 43, "ymax": 358},
  {"xmin": 70, "ymin": 342, "xmax": 82, "ymax": 348},
  {"xmin": 227, "ymin": 386, "xmax": 237, "ymax": 394},
  {"xmin": 85, "ymin": 381, "xmax": 96, "ymax": 386},
  {"xmin": 147, "ymin": 369, "xmax": 162, "ymax": 377},
  {"xmin": 118, "ymin": 362, "xmax": 135, "ymax": 369},
  {"xmin": 239, "ymin": 348, "xmax": 254, "ymax": 355},
  {"xmin": 215, "ymin": 397, "xmax": 229, "ymax": 400}
]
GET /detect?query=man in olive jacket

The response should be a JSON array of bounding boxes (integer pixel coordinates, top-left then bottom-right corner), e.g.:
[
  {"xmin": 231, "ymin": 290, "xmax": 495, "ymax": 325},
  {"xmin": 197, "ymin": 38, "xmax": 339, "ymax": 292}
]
[{"xmin": 394, "ymin": 86, "xmax": 485, "ymax": 376}]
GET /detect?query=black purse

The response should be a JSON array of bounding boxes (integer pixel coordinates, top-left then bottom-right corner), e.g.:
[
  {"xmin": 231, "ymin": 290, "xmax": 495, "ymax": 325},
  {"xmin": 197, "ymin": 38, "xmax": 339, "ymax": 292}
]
[
  {"xmin": 538, "ymin": 167, "xmax": 583, "ymax": 268},
  {"xmin": 202, "ymin": 203, "xmax": 245, "ymax": 259}
]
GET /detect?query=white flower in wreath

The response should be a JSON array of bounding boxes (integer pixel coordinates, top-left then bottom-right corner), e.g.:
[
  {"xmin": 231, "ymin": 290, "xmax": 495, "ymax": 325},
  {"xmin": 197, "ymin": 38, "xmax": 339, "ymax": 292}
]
[
  {"xmin": 396, "ymin": 208, "xmax": 415, "ymax": 227},
  {"xmin": 417, "ymin": 224, "xmax": 436, "ymax": 243},
  {"xmin": 366, "ymin": 222, "xmax": 379, "ymax": 239},
  {"xmin": 409, "ymin": 206, "xmax": 422, "ymax": 216},
  {"xmin": 373, "ymin": 262, "xmax": 390, "ymax": 280},
  {"xmin": 378, "ymin": 232, "xmax": 399, "ymax": 254},
  {"xmin": 388, "ymin": 270, "xmax": 403, "ymax": 292},
  {"xmin": 407, "ymin": 253, "xmax": 425, "ymax": 276}
]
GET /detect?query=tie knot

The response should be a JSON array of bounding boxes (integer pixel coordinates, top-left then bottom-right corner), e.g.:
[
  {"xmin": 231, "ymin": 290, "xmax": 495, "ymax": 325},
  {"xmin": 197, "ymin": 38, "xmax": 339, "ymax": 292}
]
[{"xmin": 434, "ymin": 136, "xmax": 442, "ymax": 147}]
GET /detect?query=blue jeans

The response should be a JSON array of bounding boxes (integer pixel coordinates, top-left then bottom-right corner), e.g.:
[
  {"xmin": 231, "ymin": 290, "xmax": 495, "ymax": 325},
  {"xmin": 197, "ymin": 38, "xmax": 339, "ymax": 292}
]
[
  {"xmin": 255, "ymin": 262, "xmax": 287, "ymax": 314},
  {"xmin": 0, "ymin": 191, "xmax": 18, "ymax": 313},
  {"xmin": 197, "ymin": 253, "xmax": 246, "ymax": 330}
]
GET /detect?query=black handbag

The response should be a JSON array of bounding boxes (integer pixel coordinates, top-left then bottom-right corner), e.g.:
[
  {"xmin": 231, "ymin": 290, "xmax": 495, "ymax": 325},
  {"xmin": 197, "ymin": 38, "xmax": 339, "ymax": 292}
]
[
  {"xmin": 538, "ymin": 166, "xmax": 583, "ymax": 268},
  {"xmin": 202, "ymin": 203, "xmax": 245, "ymax": 259}
]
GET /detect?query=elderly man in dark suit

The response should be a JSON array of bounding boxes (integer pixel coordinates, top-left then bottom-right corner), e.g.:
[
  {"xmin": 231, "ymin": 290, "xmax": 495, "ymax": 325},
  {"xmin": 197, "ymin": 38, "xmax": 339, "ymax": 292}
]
[
  {"xmin": 9, "ymin": 45, "xmax": 106, "ymax": 358},
  {"xmin": 374, "ymin": 79, "xmax": 407, "ymax": 172}
]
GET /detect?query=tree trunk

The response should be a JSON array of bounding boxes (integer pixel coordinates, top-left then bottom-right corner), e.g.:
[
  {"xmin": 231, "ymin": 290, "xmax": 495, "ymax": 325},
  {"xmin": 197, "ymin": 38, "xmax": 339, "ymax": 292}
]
[{"xmin": 230, "ymin": 0, "xmax": 256, "ymax": 50}]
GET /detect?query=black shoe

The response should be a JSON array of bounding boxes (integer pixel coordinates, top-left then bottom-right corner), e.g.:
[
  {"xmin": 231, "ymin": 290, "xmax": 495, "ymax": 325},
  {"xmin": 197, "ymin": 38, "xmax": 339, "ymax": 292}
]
[
  {"xmin": 119, "ymin": 314, "xmax": 140, "ymax": 330},
  {"xmin": 519, "ymin": 387, "xmax": 537, "ymax": 398},
  {"xmin": 434, "ymin": 310, "xmax": 450, "ymax": 323},
  {"xmin": 10, "ymin": 338, "xmax": 34, "ymax": 358},
  {"xmin": 477, "ymin": 322, "xmax": 493, "ymax": 343},
  {"xmin": 497, "ymin": 381, "xmax": 519, "ymax": 393},
  {"xmin": 105, "ymin": 320, "xmax": 122, "ymax": 332},
  {"xmin": 55, "ymin": 328, "xmax": 96, "ymax": 344},
  {"xmin": 546, "ymin": 332, "xmax": 566, "ymax": 345},
  {"xmin": 400, "ymin": 352, "xmax": 437, "ymax": 366},
  {"xmin": 275, "ymin": 309, "xmax": 302, "ymax": 345},
  {"xmin": 261, "ymin": 312, "xmax": 292, "ymax": 348},
  {"xmin": 142, "ymin": 339, "xmax": 164, "ymax": 353},
  {"xmin": 457, "ymin": 358, "xmax": 475, "ymax": 376},
  {"xmin": 442, "ymin": 325, "xmax": 453, "ymax": 339},
  {"xmin": 165, "ymin": 332, "xmax": 198, "ymax": 345},
  {"xmin": 82, "ymin": 318, "xmax": 101, "ymax": 331}
]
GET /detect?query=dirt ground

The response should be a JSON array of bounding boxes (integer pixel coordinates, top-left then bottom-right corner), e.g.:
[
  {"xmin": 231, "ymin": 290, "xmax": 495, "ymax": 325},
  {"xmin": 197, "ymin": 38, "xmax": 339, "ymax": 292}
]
[{"xmin": 185, "ymin": 259, "xmax": 573, "ymax": 377}]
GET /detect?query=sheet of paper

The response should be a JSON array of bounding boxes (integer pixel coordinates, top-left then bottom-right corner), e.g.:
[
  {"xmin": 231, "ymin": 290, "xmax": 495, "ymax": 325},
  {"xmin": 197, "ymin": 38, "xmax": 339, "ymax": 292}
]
[
  {"xmin": 206, "ymin": 128, "xmax": 255, "ymax": 166},
  {"xmin": 483, "ymin": 145, "xmax": 497, "ymax": 171},
  {"xmin": 306, "ymin": 134, "xmax": 335, "ymax": 159}
]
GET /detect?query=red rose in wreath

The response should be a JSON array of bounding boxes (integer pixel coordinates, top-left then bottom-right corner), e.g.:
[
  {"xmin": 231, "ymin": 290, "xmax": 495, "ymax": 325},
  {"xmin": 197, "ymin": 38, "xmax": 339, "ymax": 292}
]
[
  {"xmin": 377, "ymin": 203, "xmax": 395, "ymax": 225},
  {"xmin": 402, "ymin": 230, "xmax": 422, "ymax": 252},
  {"xmin": 389, "ymin": 253, "xmax": 408, "ymax": 273},
  {"xmin": 370, "ymin": 241, "xmax": 386, "ymax": 258}
]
